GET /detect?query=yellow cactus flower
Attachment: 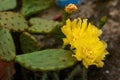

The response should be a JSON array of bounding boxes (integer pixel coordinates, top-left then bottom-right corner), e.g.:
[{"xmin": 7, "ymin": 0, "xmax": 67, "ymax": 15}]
[
  {"xmin": 65, "ymin": 4, "xmax": 78, "ymax": 13},
  {"xmin": 61, "ymin": 18, "xmax": 108, "ymax": 68}
]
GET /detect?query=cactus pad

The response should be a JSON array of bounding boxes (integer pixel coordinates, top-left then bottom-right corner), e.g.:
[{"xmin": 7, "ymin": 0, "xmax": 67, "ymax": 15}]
[
  {"xmin": 0, "ymin": 28, "xmax": 16, "ymax": 61},
  {"xmin": 15, "ymin": 49, "xmax": 77, "ymax": 71},
  {"xmin": 21, "ymin": 0, "xmax": 54, "ymax": 17},
  {"xmin": 28, "ymin": 18, "xmax": 59, "ymax": 34},
  {"xmin": 0, "ymin": 12, "xmax": 28, "ymax": 31},
  {"xmin": 20, "ymin": 32, "xmax": 41, "ymax": 53},
  {"xmin": 0, "ymin": 0, "xmax": 16, "ymax": 11}
]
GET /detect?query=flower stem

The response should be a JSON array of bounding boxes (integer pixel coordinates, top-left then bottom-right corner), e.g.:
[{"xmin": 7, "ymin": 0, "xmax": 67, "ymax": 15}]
[
  {"xmin": 42, "ymin": 72, "xmax": 48, "ymax": 80},
  {"xmin": 82, "ymin": 67, "xmax": 87, "ymax": 80},
  {"xmin": 53, "ymin": 72, "xmax": 59, "ymax": 80},
  {"xmin": 7, "ymin": 66, "xmax": 12, "ymax": 80}
]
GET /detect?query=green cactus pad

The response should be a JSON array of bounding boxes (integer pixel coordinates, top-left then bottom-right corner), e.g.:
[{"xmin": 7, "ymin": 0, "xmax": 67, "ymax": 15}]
[
  {"xmin": 0, "ymin": 12, "xmax": 28, "ymax": 31},
  {"xmin": 20, "ymin": 32, "xmax": 41, "ymax": 53},
  {"xmin": 28, "ymin": 18, "xmax": 59, "ymax": 34},
  {"xmin": 0, "ymin": 0, "xmax": 16, "ymax": 11},
  {"xmin": 15, "ymin": 49, "xmax": 77, "ymax": 71},
  {"xmin": 21, "ymin": 0, "xmax": 54, "ymax": 17},
  {"xmin": 0, "ymin": 28, "xmax": 16, "ymax": 61}
]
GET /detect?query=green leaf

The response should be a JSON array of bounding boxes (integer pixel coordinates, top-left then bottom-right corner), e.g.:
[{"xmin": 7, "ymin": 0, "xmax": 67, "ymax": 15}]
[
  {"xmin": 0, "ymin": 0, "xmax": 16, "ymax": 11},
  {"xmin": 21, "ymin": 0, "xmax": 54, "ymax": 17},
  {"xmin": 15, "ymin": 49, "xmax": 77, "ymax": 71},
  {"xmin": 0, "ymin": 12, "xmax": 28, "ymax": 31},
  {"xmin": 28, "ymin": 18, "xmax": 59, "ymax": 34},
  {"xmin": 0, "ymin": 28, "xmax": 16, "ymax": 61},
  {"xmin": 20, "ymin": 32, "xmax": 41, "ymax": 53}
]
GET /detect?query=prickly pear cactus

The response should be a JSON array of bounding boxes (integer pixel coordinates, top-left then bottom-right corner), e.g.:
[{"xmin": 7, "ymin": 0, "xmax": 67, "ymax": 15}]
[
  {"xmin": 0, "ymin": 28, "xmax": 16, "ymax": 61},
  {"xmin": 28, "ymin": 18, "xmax": 59, "ymax": 34},
  {"xmin": 0, "ymin": 12, "xmax": 28, "ymax": 31},
  {"xmin": 15, "ymin": 49, "xmax": 77, "ymax": 71},
  {"xmin": 0, "ymin": 0, "xmax": 16, "ymax": 11},
  {"xmin": 21, "ymin": 0, "xmax": 54, "ymax": 17},
  {"xmin": 20, "ymin": 32, "xmax": 41, "ymax": 53}
]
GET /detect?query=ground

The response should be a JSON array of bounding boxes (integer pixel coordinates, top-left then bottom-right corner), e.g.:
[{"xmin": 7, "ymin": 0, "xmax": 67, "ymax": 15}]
[
  {"xmin": 0, "ymin": 0, "xmax": 119, "ymax": 80},
  {"xmin": 71, "ymin": 0, "xmax": 120, "ymax": 80},
  {"xmin": 39, "ymin": 0, "xmax": 120, "ymax": 80}
]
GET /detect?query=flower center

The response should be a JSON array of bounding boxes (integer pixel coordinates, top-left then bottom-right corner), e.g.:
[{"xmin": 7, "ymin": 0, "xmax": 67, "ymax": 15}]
[{"xmin": 83, "ymin": 48, "xmax": 93, "ymax": 59}]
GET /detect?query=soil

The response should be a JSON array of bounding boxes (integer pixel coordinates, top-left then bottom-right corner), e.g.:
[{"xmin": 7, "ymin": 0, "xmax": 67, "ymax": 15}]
[
  {"xmin": 71, "ymin": 0, "xmax": 120, "ymax": 80},
  {"xmin": 1, "ymin": 0, "xmax": 119, "ymax": 80},
  {"xmin": 34, "ymin": 0, "xmax": 120, "ymax": 80}
]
